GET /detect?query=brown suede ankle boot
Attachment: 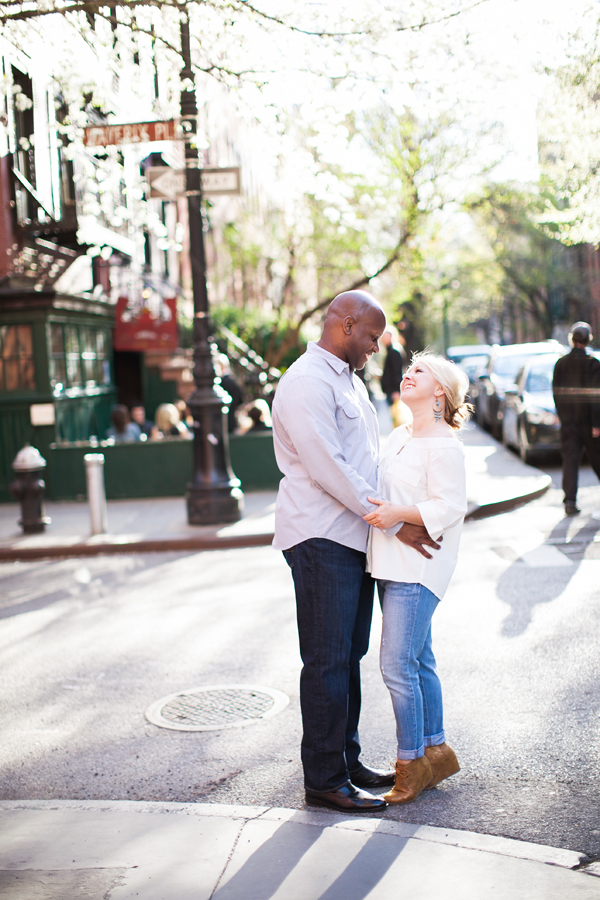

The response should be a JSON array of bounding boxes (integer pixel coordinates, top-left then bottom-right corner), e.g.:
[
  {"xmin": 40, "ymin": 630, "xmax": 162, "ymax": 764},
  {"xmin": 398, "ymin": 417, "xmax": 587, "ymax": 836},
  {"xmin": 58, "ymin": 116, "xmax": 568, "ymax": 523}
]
[
  {"xmin": 383, "ymin": 756, "xmax": 432, "ymax": 804},
  {"xmin": 423, "ymin": 743, "xmax": 460, "ymax": 789}
]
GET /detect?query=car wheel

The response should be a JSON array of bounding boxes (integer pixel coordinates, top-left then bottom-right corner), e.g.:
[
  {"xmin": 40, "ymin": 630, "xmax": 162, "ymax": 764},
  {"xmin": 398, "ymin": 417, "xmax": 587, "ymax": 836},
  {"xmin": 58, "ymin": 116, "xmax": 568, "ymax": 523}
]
[{"xmin": 519, "ymin": 421, "xmax": 532, "ymax": 464}]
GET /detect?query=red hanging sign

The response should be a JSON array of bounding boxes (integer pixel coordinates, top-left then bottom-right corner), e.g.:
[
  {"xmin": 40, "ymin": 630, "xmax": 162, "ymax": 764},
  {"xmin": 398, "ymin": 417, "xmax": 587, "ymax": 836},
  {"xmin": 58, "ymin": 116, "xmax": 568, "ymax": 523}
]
[{"xmin": 114, "ymin": 295, "xmax": 178, "ymax": 352}]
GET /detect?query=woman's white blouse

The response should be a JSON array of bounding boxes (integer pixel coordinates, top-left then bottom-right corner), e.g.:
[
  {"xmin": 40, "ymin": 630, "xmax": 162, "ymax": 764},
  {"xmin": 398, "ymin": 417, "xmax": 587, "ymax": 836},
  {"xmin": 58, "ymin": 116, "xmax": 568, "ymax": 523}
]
[{"xmin": 367, "ymin": 425, "xmax": 467, "ymax": 600}]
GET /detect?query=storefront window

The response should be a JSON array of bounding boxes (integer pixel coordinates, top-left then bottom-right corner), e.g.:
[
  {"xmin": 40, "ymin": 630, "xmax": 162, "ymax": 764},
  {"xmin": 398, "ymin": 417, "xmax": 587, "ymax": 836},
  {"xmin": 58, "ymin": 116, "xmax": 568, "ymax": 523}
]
[
  {"xmin": 96, "ymin": 330, "xmax": 110, "ymax": 384},
  {"xmin": 50, "ymin": 324, "xmax": 66, "ymax": 390},
  {"xmin": 81, "ymin": 327, "xmax": 97, "ymax": 386},
  {"xmin": 50, "ymin": 323, "xmax": 110, "ymax": 391},
  {"xmin": 64, "ymin": 326, "xmax": 82, "ymax": 388},
  {"xmin": 0, "ymin": 325, "xmax": 36, "ymax": 392}
]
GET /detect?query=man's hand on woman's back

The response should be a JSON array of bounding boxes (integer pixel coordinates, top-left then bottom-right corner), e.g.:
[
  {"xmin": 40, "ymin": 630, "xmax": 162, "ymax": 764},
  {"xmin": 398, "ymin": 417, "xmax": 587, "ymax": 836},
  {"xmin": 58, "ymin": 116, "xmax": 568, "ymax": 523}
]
[{"xmin": 396, "ymin": 523, "xmax": 441, "ymax": 559}]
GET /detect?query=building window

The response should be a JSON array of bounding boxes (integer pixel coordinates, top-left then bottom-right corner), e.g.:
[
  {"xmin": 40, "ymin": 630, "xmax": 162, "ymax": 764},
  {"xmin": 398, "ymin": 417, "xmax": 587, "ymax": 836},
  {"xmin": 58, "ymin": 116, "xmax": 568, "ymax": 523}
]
[
  {"xmin": 49, "ymin": 324, "xmax": 67, "ymax": 390},
  {"xmin": 50, "ymin": 323, "xmax": 110, "ymax": 392},
  {"xmin": 0, "ymin": 325, "xmax": 36, "ymax": 392},
  {"xmin": 64, "ymin": 325, "xmax": 82, "ymax": 388},
  {"xmin": 11, "ymin": 65, "xmax": 36, "ymax": 225}
]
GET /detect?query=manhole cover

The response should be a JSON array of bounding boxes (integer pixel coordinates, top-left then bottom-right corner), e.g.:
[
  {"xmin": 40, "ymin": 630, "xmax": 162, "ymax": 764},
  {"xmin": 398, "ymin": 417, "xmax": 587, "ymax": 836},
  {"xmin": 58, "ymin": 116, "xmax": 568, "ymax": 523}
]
[{"xmin": 145, "ymin": 684, "xmax": 289, "ymax": 732}]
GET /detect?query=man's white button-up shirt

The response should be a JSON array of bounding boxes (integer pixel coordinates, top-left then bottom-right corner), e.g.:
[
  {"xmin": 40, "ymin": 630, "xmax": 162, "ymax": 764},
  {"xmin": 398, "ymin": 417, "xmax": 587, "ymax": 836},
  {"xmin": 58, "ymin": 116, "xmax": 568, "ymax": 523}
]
[{"xmin": 272, "ymin": 342, "xmax": 382, "ymax": 553}]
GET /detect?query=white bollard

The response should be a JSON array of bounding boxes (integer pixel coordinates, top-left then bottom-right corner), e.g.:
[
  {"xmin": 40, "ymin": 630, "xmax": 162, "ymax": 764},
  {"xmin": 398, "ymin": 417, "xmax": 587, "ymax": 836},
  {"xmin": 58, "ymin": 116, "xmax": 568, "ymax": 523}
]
[{"xmin": 84, "ymin": 453, "xmax": 108, "ymax": 535}]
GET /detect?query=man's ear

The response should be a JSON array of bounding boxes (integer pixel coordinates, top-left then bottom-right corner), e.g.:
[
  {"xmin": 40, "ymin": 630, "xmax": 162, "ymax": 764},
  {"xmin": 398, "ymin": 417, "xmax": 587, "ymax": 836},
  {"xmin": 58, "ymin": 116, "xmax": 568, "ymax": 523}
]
[{"xmin": 342, "ymin": 316, "xmax": 355, "ymax": 335}]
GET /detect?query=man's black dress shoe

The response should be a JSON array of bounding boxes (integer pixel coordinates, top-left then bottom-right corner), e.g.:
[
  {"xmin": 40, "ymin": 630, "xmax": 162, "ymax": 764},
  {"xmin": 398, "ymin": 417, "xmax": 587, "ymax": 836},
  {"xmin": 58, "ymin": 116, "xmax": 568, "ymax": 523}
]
[
  {"xmin": 348, "ymin": 763, "xmax": 396, "ymax": 788},
  {"xmin": 305, "ymin": 783, "xmax": 387, "ymax": 812}
]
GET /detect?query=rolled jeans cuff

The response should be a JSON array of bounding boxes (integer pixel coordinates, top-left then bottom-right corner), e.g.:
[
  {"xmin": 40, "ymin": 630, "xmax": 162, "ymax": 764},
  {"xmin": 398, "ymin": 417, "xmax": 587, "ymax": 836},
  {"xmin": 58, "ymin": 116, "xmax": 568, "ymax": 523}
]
[
  {"xmin": 397, "ymin": 745, "xmax": 425, "ymax": 761},
  {"xmin": 424, "ymin": 730, "xmax": 446, "ymax": 748}
]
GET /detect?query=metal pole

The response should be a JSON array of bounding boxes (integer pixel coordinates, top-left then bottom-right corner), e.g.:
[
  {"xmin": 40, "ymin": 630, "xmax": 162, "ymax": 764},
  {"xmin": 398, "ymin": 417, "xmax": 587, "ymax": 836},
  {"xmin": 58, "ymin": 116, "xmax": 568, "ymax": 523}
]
[
  {"xmin": 180, "ymin": 11, "xmax": 243, "ymax": 525},
  {"xmin": 84, "ymin": 453, "xmax": 108, "ymax": 535}
]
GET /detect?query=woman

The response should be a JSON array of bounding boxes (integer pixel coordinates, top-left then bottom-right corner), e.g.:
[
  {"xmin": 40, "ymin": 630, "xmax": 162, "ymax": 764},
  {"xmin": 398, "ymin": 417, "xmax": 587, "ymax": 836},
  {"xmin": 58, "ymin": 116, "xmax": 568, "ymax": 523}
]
[
  {"xmin": 106, "ymin": 405, "xmax": 141, "ymax": 443},
  {"xmin": 153, "ymin": 403, "xmax": 192, "ymax": 439},
  {"xmin": 363, "ymin": 351, "xmax": 470, "ymax": 805}
]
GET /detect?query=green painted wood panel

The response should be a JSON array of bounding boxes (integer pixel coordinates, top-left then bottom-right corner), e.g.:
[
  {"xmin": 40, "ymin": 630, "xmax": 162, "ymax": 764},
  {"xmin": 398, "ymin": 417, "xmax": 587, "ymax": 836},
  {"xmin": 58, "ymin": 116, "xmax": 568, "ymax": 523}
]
[{"xmin": 45, "ymin": 431, "xmax": 282, "ymax": 501}]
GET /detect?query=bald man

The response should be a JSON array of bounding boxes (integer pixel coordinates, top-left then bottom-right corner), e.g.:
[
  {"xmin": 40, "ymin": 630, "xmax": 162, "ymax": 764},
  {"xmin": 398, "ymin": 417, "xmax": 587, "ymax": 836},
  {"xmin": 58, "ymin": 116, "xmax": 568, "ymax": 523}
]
[{"xmin": 272, "ymin": 290, "xmax": 439, "ymax": 813}]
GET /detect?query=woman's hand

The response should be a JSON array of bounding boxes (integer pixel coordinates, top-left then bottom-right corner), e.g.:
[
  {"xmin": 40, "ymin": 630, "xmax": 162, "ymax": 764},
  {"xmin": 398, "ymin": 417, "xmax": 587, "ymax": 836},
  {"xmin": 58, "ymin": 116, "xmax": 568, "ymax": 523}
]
[{"xmin": 363, "ymin": 497, "xmax": 404, "ymax": 529}]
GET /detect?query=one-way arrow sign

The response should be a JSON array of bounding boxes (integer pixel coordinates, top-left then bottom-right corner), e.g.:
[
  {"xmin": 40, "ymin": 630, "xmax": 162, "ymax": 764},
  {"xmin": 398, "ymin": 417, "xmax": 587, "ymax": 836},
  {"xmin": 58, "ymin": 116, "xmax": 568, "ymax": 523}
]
[
  {"xmin": 146, "ymin": 166, "xmax": 241, "ymax": 200},
  {"xmin": 147, "ymin": 168, "xmax": 187, "ymax": 199}
]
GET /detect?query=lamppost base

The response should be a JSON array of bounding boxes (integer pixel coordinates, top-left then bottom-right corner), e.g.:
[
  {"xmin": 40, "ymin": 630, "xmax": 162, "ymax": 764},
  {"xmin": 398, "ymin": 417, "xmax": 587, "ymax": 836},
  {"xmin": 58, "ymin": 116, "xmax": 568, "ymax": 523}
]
[
  {"xmin": 186, "ymin": 483, "xmax": 244, "ymax": 526},
  {"xmin": 19, "ymin": 518, "xmax": 51, "ymax": 535}
]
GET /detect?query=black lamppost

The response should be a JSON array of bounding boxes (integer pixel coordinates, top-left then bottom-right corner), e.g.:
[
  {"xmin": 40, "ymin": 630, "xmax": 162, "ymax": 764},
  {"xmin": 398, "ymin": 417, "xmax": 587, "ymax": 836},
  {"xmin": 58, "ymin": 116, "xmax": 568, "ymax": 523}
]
[{"xmin": 180, "ymin": 11, "xmax": 243, "ymax": 524}]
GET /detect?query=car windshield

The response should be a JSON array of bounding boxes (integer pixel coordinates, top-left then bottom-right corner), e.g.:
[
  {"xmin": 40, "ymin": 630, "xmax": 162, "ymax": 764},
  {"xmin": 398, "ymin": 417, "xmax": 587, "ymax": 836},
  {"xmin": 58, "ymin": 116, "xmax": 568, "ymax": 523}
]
[
  {"xmin": 493, "ymin": 354, "xmax": 530, "ymax": 378},
  {"xmin": 524, "ymin": 359, "xmax": 558, "ymax": 393},
  {"xmin": 460, "ymin": 355, "xmax": 488, "ymax": 375}
]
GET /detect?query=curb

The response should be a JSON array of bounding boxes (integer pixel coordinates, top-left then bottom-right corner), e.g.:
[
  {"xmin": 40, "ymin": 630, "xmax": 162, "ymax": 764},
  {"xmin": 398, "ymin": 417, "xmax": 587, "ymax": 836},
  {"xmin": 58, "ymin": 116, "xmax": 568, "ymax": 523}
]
[
  {"xmin": 0, "ymin": 476, "xmax": 552, "ymax": 562},
  {"xmin": 0, "ymin": 531, "xmax": 273, "ymax": 562},
  {"xmin": 465, "ymin": 475, "xmax": 552, "ymax": 521},
  {"xmin": 0, "ymin": 799, "xmax": 588, "ymax": 871}
]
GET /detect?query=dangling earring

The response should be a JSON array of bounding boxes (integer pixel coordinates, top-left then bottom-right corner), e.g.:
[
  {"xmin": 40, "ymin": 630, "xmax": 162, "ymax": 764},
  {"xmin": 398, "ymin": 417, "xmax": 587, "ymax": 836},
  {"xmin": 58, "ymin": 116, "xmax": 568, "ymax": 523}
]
[{"xmin": 433, "ymin": 396, "xmax": 443, "ymax": 423}]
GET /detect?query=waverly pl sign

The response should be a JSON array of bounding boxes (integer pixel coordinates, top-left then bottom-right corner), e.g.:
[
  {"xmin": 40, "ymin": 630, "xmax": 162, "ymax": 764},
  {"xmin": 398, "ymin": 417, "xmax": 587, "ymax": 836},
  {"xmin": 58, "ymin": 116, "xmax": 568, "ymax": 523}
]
[{"xmin": 83, "ymin": 120, "xmax": 176, "ymax": 148}]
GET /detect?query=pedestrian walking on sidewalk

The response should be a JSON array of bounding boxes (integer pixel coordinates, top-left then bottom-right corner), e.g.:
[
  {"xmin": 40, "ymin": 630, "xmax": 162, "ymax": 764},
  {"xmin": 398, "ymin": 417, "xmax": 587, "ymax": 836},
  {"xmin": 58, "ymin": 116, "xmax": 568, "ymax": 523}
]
[
  {"xmin": 380, "ymin": 327, "xmax": 405, "ymax": 406},
  {"xmin": 272, "ymin": 291, "xmax": 440, "ymax": 814},
  {"xmin": 552, "ymin": 322, "xmax": 600, "ymax": 516},
  {"xmin": 364, "ymin": 352, "xmax": 469, "ymax": 804}
]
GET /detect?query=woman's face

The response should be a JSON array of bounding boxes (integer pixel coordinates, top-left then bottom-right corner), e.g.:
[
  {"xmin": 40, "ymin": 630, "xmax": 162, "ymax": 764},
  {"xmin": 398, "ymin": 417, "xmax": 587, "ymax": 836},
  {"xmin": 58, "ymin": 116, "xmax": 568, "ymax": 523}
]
[{"xmin": 400, "ymin": 362, "xmax": 441, "ymax": 406}]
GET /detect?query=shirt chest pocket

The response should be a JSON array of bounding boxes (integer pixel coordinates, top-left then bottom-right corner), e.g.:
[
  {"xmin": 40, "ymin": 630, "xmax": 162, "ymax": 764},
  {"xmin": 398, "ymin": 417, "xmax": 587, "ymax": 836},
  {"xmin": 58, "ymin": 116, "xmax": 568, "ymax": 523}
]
[
  {"xmin": 387, "ymin": 462, "xmax": 425, "ymax": 504},
  {"xmin": 337, "ymin": 401, "xmax": 367, "ymax": 447},
  {"xmin": 402, "ymin": 465, "xmax": 423, "ymax": 488}
]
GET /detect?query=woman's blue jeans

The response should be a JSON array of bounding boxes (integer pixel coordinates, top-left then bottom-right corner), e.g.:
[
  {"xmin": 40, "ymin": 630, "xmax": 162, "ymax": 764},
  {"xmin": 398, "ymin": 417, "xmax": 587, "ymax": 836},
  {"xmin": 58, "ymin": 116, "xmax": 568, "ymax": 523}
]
[
  {"xmin": 378, "ymin": 580, "xmax": 445, "ymax": 760},
  {"xmin": 283, "ymin": 538, "xmax": 374, "ymax": 793}
]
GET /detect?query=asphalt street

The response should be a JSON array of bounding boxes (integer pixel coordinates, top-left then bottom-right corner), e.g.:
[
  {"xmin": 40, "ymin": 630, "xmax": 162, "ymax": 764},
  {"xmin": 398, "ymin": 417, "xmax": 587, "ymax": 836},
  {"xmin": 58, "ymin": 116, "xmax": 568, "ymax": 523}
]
[{"xmin": 0, "ymin": 461, "xmax": 599, "ymax": 861}]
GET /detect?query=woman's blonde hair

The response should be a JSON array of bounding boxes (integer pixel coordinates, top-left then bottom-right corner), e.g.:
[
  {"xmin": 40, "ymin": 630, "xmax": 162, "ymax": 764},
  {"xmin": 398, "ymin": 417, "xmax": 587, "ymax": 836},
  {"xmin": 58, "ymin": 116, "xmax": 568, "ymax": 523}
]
[
  {"xmin": 406, "ymin": 350, "xmax": 472, "ymax": 430},
  {"xmin": 155, "ymin": 402, "xmax": 180, "ymax": 433}
]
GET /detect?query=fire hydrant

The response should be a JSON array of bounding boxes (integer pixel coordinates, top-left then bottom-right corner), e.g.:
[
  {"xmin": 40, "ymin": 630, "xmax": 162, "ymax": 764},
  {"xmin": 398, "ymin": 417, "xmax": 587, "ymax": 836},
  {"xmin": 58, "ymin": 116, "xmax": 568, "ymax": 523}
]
[{"xmin": 9, "ymin": 444, "xmax": 51, "ymax": 534}]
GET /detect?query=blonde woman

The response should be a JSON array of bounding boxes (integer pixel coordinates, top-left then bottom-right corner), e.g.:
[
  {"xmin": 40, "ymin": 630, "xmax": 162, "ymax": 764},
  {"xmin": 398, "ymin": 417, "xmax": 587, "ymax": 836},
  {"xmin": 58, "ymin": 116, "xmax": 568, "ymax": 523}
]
[
  {"xmin": 153, "ymin": 403, "xmax": 192, "ymax": 439},
  {"xmin": 363, "ymin": 351, "xmax": 470, "ymax": 805}
]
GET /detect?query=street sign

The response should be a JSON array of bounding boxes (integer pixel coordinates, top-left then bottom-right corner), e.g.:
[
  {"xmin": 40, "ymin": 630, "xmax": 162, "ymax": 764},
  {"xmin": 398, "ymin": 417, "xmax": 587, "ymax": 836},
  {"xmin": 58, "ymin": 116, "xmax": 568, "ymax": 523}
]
[
  {"xmin": 201, "ymin": 167, "xmax": 241, "ymax": 195},
  {"xmin": 83, "ymin": 120, "xmax": 176, "ymax": 148},
  {"xmin": 146, "ymin": 166, "xmax": 242, "ymax": 199},
  {"xmin": 147, "ymin": 168, "xmax": 186, "ymax": 199}
]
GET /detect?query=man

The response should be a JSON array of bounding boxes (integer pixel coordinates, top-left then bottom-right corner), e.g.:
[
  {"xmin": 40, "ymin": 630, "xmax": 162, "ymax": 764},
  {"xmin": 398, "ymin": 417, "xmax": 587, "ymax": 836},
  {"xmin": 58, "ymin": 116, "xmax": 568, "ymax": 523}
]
[
  {"xmin": 380, "ymin": 327, "xmax": 405, "ymax": 406},
  {"xmin": 552, "ymin": 321, "xmax": 600, "ymax": 515},
  {"xmin": 272, "ymin": 290, "xmax": 440, "ymax": 813},
  {"xmin": 130, "ymin": 403, "xmax": 154, "ymax": 439},
  {"xmin": 216, "ymin": 354, "xmax": 244, "ymax": 433}
]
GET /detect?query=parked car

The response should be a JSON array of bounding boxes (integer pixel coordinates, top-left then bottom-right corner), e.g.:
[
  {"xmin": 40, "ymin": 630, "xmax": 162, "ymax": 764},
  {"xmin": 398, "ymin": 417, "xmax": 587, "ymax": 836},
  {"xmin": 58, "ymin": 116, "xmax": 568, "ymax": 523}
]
[
  {"xmin": 473, "ymin": 341, "xmax": 565, "ymax": 439},
  {"xmin": 501, "ymin": 353, "xmax": 563, "ymax": 463},
  {"xmin": 446, "ymin": 344, "xmax": 491, "ymax": 365},
  {"xmin": 446, "ymin": 345, "xmax": 491, "ymax": 404}
]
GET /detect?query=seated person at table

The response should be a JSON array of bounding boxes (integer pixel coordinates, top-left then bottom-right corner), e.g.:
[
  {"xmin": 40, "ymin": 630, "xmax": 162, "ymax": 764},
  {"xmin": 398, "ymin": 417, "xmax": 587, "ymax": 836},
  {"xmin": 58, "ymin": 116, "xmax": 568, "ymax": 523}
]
[
  {"xmin": 106, "ymin": 405, "xmax": 141, "ymax": 443},
  {"xmin": 154, "ymin": 403, "xmax": 192, "ymax": 439},
  {"xmin": 130, "ymin": 402, "xmax": 154, "ymax": 439}
]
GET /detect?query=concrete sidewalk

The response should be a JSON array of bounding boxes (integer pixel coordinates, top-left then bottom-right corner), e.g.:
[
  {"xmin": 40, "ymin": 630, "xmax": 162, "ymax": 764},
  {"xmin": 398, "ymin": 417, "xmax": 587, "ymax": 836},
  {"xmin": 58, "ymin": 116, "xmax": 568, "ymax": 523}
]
[
  {"xmin": 1, "ymin": 800, "xmax": 598, "ymax": 899},
  {"xmin": 0, "ymin": 424, "xmax": 551, "ymax": 561}
]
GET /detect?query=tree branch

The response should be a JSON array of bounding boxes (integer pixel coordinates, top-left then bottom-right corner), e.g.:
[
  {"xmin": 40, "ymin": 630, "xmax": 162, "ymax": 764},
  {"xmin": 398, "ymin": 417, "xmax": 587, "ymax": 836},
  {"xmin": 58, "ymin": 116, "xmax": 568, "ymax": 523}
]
[{"xmin": 0, "ymin": 0, "xmax": 492, "ymax": 37}]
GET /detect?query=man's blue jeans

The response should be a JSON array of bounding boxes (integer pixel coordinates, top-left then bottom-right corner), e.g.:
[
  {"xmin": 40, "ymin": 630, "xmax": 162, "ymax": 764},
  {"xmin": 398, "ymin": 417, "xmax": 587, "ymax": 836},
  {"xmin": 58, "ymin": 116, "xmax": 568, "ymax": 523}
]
[
  {"xmin": 283, "ymin": 538, "xmax": 374, "ymax": 793},
  {"xmin": 378, "ymin": 580, "xmax": 445, "ymax": 760}
]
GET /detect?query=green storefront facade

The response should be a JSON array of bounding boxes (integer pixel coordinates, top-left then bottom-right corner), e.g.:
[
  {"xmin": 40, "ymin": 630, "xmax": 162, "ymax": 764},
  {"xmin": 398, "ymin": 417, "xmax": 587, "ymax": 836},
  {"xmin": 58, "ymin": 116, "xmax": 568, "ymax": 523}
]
[
  {"xmin": 0, "ymin": 289, "xmax": 283, "ymax": 504},
  {"xmin": 0, "ymin": 288, "xmax": 115, "ymax": 502}
]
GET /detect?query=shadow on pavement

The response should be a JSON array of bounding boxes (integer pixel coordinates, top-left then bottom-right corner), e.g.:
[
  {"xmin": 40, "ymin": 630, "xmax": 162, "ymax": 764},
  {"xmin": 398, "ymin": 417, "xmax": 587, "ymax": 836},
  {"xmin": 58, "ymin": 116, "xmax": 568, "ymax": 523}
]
[
  {"xmin": 213, "ymin": 817, "xmax": 409, "ymax": 900},
  {"xmin": 496, "ymin": 515, "xmax": 600, "ymax": 638}
]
